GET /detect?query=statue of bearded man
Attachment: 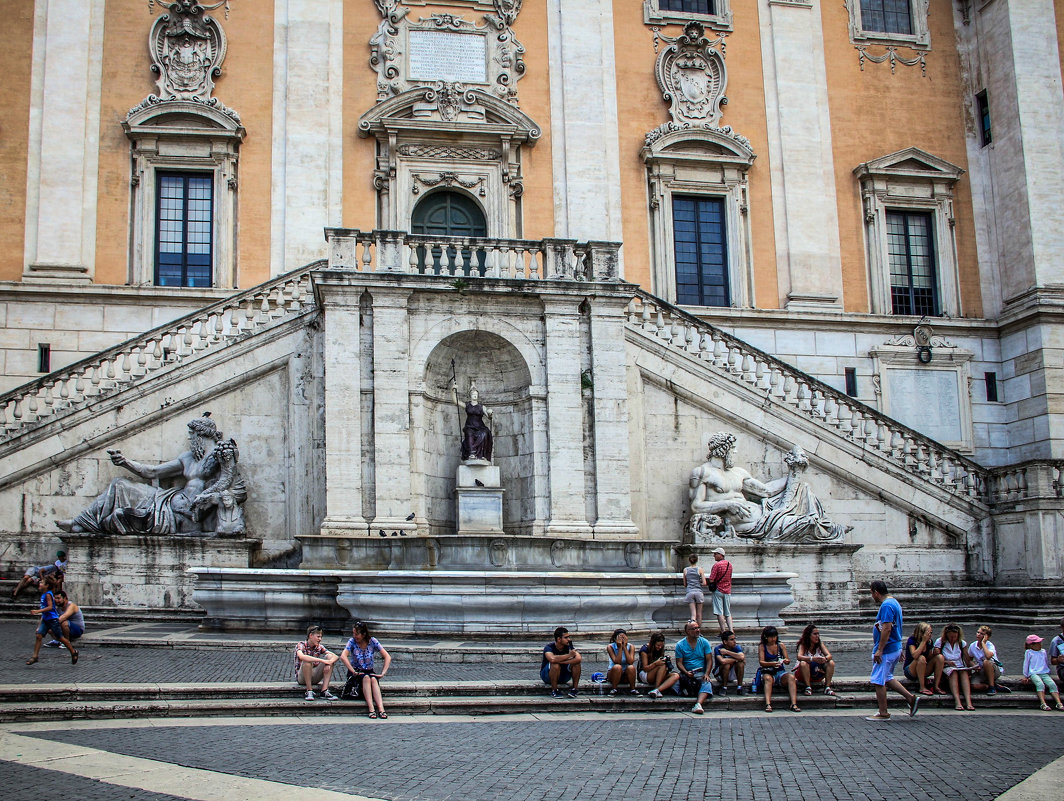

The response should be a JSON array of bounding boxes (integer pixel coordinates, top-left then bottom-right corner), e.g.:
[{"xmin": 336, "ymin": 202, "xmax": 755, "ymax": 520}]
[
  {"xmin": 687, "ymin": 432, "xmax": 850, "ymax": 543},
  {"xmin": 56, "ymin": 412, "xmax": 233, "ymax": 536}
]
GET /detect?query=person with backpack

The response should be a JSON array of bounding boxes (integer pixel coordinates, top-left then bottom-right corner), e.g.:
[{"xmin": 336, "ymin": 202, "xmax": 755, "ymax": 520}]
[{"xmin": 707, "ymin": 547, "xmax": 734, "ymax": 635}]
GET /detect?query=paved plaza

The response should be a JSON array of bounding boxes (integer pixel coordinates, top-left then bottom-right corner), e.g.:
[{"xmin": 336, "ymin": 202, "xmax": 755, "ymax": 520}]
[{"xmin": 1, "ymin": 711, "xmax": 1062, "ymax": 801}]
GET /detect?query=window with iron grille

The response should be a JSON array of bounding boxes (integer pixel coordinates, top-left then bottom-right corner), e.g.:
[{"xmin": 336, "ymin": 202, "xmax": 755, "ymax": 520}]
[
  {"xmin": 673, "ymin": 195, "xmax": 729, "ymax": 307},
  {"xmin": 660, "ymin": 0, "xmax": 715, "ymax": 13},
  {"xmin": 860, "ymin": 0, "xmax": 912, "ymax": 35},
  {"xmin": 155, "ymin": 172, "xmax": 213, "ymax": 288},
  {"xmin": 887, "ymin": 210, "xmax": 937, "ymax": 316}
]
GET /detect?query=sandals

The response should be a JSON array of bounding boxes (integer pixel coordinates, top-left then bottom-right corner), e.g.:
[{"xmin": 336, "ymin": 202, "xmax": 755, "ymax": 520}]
[
  {"xmin": 71, "ymin": 649, "xmax": 79, "ymax": 665},
  {"xmin": 823, "ymin": 687, "xmax": 836, "ymax": 697},
  {"xmin": 367, "ymin": 711, "xmax": 378, "ymax": 718},
  {"xmin": 802, "ymin": 687, "xmax": 813, "ymax": 696},
  {"xmin": 1040, "ymin": 703, "xmax": 1052, "ymax": 711},
  {"xmin": 378, "ymin": 711, "xmax": 388, "ymax": 719},
  {"xmin": 1056, "ymin": 703, "xmax": 1064, "ymax": 711},
  {"xmin": 790, "ymin": 704, "xmax": 801, "ymax": 713},
  {"xmin": 764, "ymin": 704, "xmax": 773, "ymax": 713},
  {"xmin": 955, "ymin": 705, "xmax": 965, "ymax": 711},
  {"xmin": 919, "ymin": 689, "xmax": 934, "ymax": 696},
  {"xmin": 25, "ymin": 657, "xmax": 37, "ymax": 665},
  {"xmin": 965, "ymin": 704, "xmax": 975, "ymax": 711}
]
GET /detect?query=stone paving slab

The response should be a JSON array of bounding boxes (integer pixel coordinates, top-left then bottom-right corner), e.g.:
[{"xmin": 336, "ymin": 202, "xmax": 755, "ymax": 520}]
[
  {"xmin": 16, "ymin": 712, "xmax": 1064, "ymax": 801},
  {"xmin": 0, "ymin": 760, "xmax": 195, "ymax": 801}
]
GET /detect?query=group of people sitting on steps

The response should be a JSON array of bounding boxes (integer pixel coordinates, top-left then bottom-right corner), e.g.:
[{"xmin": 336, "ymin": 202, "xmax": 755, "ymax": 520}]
[{"xmin": 541, "ymin": 621, "xmax": 836, "ymax": 714}]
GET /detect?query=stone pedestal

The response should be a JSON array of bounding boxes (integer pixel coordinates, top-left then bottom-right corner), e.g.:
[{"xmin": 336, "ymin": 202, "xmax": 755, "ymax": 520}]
[
  {"xmin": 456, "ymin": 463, "xmax": 504, "ymax": 535},
  {"xmin": 59, "ymin": 534, "xmax": 259, "ymax": 609}
]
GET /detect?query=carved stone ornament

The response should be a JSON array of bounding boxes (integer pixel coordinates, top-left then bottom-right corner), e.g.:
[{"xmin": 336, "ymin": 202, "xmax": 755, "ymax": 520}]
[
  {"xmin": 411, "ymin": 172, "xmax": 486, "ymax": 196},
  {"xmin": 370, "ymin": 1, "xmax": 526, "ymax": 107},
  {"xmin": 131, "ymin": 1, "xmax": 238, "ymax": 121},
  {"xmin": 644, "ymin": 121, "xmax": 749, "ymax": 151},
  {"xmin": 654, "ymin": 22, "xmax": 728, "ymax": 127}
]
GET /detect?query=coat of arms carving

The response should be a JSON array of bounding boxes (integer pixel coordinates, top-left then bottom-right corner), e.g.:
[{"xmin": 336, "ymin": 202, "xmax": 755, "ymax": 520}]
[
  {"xmin": 149, "ymin": 1, "xmax": 228, "ymax": 102},
  {"xmin": 654, "ymin": 22, "xmax": 727, "ymax": 127}
]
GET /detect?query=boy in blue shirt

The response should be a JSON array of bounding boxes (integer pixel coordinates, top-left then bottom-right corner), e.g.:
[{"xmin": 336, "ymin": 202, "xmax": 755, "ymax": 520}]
[
  {"xmin": 713, "ymin": 630, "xmax": 746, "ymax": 695},
  {"xmin": 26, "ymin": 577, "xmax": 78, "ymax": 665},
  {"xmin": 868, "ymin": 580, "xmax": 917, "ymax": 720}
]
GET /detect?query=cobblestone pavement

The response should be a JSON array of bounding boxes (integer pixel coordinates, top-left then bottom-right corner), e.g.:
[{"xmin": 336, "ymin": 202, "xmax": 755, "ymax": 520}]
[
  {"xmin": 0, "ymin": 620, "xmax": 1048, "ymax": 686},
  {"xmin": 12, "ymin": 712, "xmax": 1064, "ymax": 800}
]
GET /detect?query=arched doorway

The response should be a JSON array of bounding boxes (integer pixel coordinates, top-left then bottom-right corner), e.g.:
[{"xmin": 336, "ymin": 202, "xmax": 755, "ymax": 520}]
[{"xmin": 410, "ymin": 191, "xmax": 488, "ymax": 275}]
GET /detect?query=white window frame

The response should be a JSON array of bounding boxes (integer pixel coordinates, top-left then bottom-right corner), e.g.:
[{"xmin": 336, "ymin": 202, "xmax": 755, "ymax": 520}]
[
  {"xmin": 644, "ymin": 0, "xmax": 733, "ymax": 32},
  {"xmin": 845, "ymin": 0, "xmax": 930, "ymax": 50},
  {"xmin": 854, "ymin": 148, "xmax": 964, "ymax": 317},
  {"xmin": 643, "ymin": 126, "xmax": 755, "ymax": 308},
  {"xmin": 123, "ymin": 102, "xmax": 244, "ymax": 289}
]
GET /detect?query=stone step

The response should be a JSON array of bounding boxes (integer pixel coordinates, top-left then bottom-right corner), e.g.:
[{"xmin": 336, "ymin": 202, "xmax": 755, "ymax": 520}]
[{"xmin": 0, "ymin": 688, "xmax": 1045, "ymax": 724}]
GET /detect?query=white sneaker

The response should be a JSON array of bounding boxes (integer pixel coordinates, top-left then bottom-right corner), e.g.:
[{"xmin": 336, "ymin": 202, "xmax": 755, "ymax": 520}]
[
  {"xmin": 648, "ymin": 688, "xmax": 663, "ymax": 699},
  {"xmin": 691, "ymin": 702, "xmax": 704, "ymax": 714},
  {"xmin": 304, "ymin": 690, "xmax": 316, "ymax": 701}
]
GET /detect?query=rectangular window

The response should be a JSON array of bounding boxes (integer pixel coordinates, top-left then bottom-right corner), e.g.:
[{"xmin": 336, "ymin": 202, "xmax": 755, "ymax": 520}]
[
  {"xmin": 660, "ymin": 0, "xmax": 715, "ymax": 13},
  {"xmin": 887, "ymin": 210, "xmax": 937, "ymax": 316},
  {"xmin": 860, "ymin": 0, "xmax": 912, "ymax": 35},
  {"xmin": 37, "ymin": 343, "xmax": 51, "ymax": 374},
  {"xmin": 155, "ymin": 172, "xmax": 214, "ymax": 288},
  {"xmin": 673, "ymin": 195, "xmax": 729, "ymax": 307},
  {"xmin": 985, "ymin": 371, "xmax": 999, "ymax": 402},
  {"xmin": 845, "ymin": 367, "xmax": 858, "ymax": 397},
  {"xmin": 976, "ymin": 90, "xmax": 992, "ymax": 147}
]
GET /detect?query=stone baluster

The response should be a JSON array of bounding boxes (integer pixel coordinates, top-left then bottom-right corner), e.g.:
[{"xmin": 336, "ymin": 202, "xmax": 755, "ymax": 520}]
[
  {"xmin": 915, "ymin": 443, "xmax": 930, "ymax": 475},
  {"xmin": 851, "ymin": 410, "xmax": 865, "ymax": 442},
  {"xmin": 712, "ymin": 336, "xmax": 725, "ymax": 367},
  {"xmin": 928, "ymin": 449, "xmax": 940, "ymax": 481},
  {"xmin": 363, "ymin": 237, "xmax": 375, "ymax": 272},
  {"xmin": 654, "ymin": 310, "xmax": 668, "ymax": 341},
  {"xmin": 741, "ymin": 354, "xmax": 756, "ymax": 383},
  {"xmin": 727, "ymin": 346, "xmax": 741, "ymax": 375},
  {"xmin": 823, "ymin": 394, "xmax": 837, "ymax": 426},
  {"xmin": 699, "ymin": 332, "xmax": 714, "ymax": 361},
  {"xmin": 86, "ymin": 363, "xmax": 102, "ymax": 396},
  {"xmin": 781, "ymin": 374, "xmax": 795, "ymax": 403},
  {"xmin": 684, "ymin": 325, "xmax": 698, "ymax": 353},
  {"xmin": 25, "ymin": 389, "xmax": 40, "ymax": 423},
  {"xmin": 257, "ymin": 294, "xmax": 270, "ymax": 324},
  {"xmin": 72, "ymin": 370, "xmax": 87, "ymax": 404},
  {"xmin": 119, "ymin": 351, "xmax": 134, "ymax": 382},
  {"xmin": 130, "ymin": 343, "xmax": 147, "ymax": 377},
  {"xmin": 670, "ymin": 318, "xmax": 682, "ymax": 346},
  {"xmin": 939, "ymin": 455, "xmax": 954, "ymax": 488},
  {"xmin": 836, "ymin": 401, "xmax": 852, "ymax": 433}
]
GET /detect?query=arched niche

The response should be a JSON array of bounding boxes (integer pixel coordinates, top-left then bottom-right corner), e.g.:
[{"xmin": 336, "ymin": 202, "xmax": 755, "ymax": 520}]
[{"xmin": 419, "ymin": 331, "xmax": 534, "ymax": 537}]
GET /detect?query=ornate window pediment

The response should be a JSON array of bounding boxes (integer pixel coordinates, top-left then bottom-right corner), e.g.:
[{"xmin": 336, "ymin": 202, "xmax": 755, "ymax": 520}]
[
  {"xmin": 855, "ymin": 148, "xmax": 965, "ymax": 317},
  {"xmin": 124, "ymin": 1, "xmax": 243, "ymax": 288},
  {"xmin": 845, "ymin": 0, "xmax": 930, "ymax": 74},
  {"xmin": 360, "ymin": 3, "xmax": 540, "ymax": 238}
]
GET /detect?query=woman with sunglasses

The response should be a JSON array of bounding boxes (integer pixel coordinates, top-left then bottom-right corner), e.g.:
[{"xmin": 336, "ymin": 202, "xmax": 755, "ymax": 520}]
[{"xmin": 340, "ymin": 621, "xmax": 392, "ymax": 719}]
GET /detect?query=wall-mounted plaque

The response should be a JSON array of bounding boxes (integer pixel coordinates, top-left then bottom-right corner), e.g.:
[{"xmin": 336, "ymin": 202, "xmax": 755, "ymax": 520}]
[
  {"xmin": 408, "ymin": 30, "xmax": 488, "ymax": 84},
  {"xmin": 884, "ymin": 367, "xmax": 963, "ymax": 444}
]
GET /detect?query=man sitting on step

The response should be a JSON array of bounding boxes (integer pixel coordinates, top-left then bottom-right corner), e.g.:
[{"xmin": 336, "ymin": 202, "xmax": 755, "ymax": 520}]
[
  {"xmin": 541, "ymin": 626, "xmax": 582, "ymax": 698},
  {"xmin": 294, "ymin": 625, "xmax": 339, "ymax": 701},
  {"xmin": 45, "ymin": 590, "xmax": 85, "ymax": 649}
]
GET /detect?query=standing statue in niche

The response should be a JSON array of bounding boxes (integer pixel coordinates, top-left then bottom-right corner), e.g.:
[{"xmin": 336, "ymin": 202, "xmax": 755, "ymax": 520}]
[
  {"xmin": 686, "ymin": 432, "xmax": 851, "ymax": 544},
  {"xmin": 55, "ymin": 412, "xmax": 247, "ymax": 537},
  {"xmin": 453, "ymin": 379, "xmax": 493, "ymax": 463}
]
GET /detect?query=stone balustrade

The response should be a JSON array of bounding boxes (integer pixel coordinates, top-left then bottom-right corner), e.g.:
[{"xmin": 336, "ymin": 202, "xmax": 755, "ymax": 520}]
[
  {"xmin": 986, "ymin": 461, "xmax": 1064, "ymax": 504},
  {"xmin": 0, "ymin": 264, "xmax": 319, "ymax": 441},
  {"xmin": 626, "ymin": 290, "xmax": 989, "ymax": 504},
  {"xmin": 325, "ymin": 228, "xmax": 622, "ymax": 282}
]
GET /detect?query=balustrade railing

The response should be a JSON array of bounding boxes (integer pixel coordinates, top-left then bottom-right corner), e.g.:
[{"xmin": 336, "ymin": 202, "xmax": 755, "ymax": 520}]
[
  {"xmin": 1, "ymin": 263, "xmax": 318, "ymax": 441},
  {"xmin": 325, "ymin": 229, "xmax": 621, "ymax": 282},
  {"xmin": 626, "ymin": 290, "xmax": 990, "ymax": 504},
  {"xmin": 986, "ymin": 461, "xmax": 1064, "ymax": 504}
]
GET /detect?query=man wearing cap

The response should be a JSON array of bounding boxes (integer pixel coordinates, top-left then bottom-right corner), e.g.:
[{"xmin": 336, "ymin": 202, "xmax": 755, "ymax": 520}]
[
  {"xmin": 11, "ymin": 551, "xmax": 68, "ymax": 599},
  {"xmin": 707, "ymin": 547, "xmax": 734, "ymax": 634}
]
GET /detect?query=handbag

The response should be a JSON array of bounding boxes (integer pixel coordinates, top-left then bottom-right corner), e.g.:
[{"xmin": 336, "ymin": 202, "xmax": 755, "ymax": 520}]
[
  {"xmin": 340, "ymin": 673, "xmax": 362, "ymax": 700},
  {"xmin": 706, "ymin": 579, "xmax": 718, "ymax": 593}
]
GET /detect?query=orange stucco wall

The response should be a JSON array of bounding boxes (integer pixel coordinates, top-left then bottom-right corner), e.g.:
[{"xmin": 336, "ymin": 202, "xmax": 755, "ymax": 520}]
[
  {"xmin": 820, "ymin": 1, "xmax": 982, "ymax": 316},
  {"xmin": 94, "ymin": 0, "xmax": 274, "ymax": 288},
  {"xmin": 0, "ymin": 3, "xmax": 35, "ymax": 282},
  {"xmin": 612, "ymin": 1, "xmax": 777, "ymax": 302}
]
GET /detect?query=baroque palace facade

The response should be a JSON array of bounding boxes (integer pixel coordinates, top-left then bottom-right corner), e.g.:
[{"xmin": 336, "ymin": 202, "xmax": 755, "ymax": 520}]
[{"xmin": 2, "ymin": 0, "xmax": 1063, "ymax": 626}]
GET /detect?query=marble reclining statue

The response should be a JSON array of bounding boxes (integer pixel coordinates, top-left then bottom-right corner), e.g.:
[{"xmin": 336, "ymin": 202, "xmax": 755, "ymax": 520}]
[
  {"xmin": 56, "ymin": 412, "xmax": 247, "ymax": 537},
  {"xmin": 686, "ymin": 432, "xmax": 851, "ymax": 544}
]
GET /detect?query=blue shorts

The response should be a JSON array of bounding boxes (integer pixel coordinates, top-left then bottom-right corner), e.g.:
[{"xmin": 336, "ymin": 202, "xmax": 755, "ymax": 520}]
[
  {"xmin": 870, "ymin": 649, "xmax": 902, "ymax": 686},
  {"xmin": 541, "ymin": 663, "xmax": 573, "ymax": 685},
  {"xmin": 67, "ymin": 623, "xmax": 84, "ymax": 640},
  {"xmin": 37, "ymin": 618, "xmax": 62, "ymax": 639}
]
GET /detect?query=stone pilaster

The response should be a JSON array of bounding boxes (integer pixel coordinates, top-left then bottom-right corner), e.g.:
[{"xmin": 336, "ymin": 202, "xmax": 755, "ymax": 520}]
[
  {"xmin": 318, "ymin": 292, "xmax": 367, "ymax": 534},
  {"xmin": 543, "ymin": 297, "xmax": 593, "ymax": 536},
  {"xmin": 23, "ymin": 0, "xmax": 105, "ymax": 282},
  {"xmin": 757, "ymin": 0, "xmax": 844, "ymax": 309},
  {"xmin": 270, "ymin": 0, "xmax": 344, "ymax": 274},
  {"xmin": 371, "ymin": 289, "xmax": 418, "ymax": 532},
  {"xmin": 545, "ymin": 0, "xmax": 625, "ymax": 271},
  {"xmin": 587, "ymin": 298, "xmax": 638, "ymax": 537}
]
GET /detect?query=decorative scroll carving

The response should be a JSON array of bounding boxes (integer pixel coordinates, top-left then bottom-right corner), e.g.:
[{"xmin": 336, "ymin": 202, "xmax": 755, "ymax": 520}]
[
  {"xmin": 644, "ymin": 120, "xmax": 749, "ymax": 150},
  {"xmin": 653, "ymin": 22, "xmax": 728, "ymax": 127},
  {"xmin": 370, "ymin": 6, "xmax": 526, "ymax": 107},
  {"xmin": 132, "ymin": 1, "xmax": 239, "ymax": 121}
]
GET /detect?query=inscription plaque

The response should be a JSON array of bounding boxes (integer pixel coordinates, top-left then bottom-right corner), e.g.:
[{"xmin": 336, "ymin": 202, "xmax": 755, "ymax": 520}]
[
  {"xmin": 885, "ymin": 367, "xmax": 963, "ymax": 444},
  {"xmin": 408, "ymin": 30, "xmax": 488, "ymax": 84}
]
